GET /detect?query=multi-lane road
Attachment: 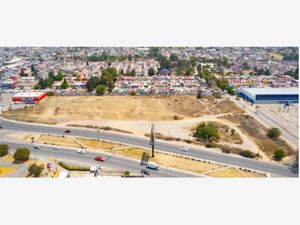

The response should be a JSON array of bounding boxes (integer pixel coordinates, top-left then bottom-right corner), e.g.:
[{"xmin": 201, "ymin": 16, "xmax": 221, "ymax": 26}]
[
  {"xmin": 0, "ymin": 117, "xmax": 298, "ymax": 177},
  {"xmin": 2, "ymin": 139, "xmax": 200, "ymax": 178}
]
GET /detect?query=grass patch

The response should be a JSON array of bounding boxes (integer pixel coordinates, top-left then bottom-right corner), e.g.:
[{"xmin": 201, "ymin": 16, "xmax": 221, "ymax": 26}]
[
  {"xmin": 58, "ymin": 161, "xmax": 90, "ymax": 171},
  {"xmin": 0, "ymin": 167, "xmax": 16, "ymax": 176}
]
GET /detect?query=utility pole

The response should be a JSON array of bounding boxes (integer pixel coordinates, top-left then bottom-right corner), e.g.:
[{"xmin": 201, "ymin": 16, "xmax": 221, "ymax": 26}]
[{"xmin": 149, "ymin": 123, "xmax": 155, "ymax": 157}]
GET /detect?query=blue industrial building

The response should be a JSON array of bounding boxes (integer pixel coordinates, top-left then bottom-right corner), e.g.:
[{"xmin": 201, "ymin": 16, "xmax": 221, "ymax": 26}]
[{"xmin": 239, "ymin": 87, "xmax": 299, "ymax": 104}]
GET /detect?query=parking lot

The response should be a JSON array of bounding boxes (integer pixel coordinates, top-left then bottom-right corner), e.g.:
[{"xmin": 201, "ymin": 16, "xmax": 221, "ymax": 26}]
[
  {"xmin": 0, "ymin": 93, "xmax": 27, "ymax": 113},
  {"xmin": 257, "ymin": 103, "xmax": 299, "ymax": 139}
]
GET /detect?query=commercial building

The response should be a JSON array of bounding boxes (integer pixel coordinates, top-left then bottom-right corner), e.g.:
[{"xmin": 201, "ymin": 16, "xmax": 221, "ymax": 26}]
[
  {"xmin": 240, "ymin": 87, "xmax": 299, "ymax": 104},
  {"xmin": 1, "ymin": 79, "xmax": 17, "ymax": 89},
  {"xmin": 12, "ymin": 91, "xmax": 46, "ymax": 104}
]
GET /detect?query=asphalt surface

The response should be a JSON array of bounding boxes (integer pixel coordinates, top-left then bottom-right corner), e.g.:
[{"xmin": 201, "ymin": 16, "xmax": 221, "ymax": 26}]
[
  {"xmin": 0, "ymin": 117, "xmax": 298, "ymax": 177},
  {"xmin": 232, "ymin": 97, "xmax": 298, "ymax": 147},
  {"xmin": 2, "ymin": 139, "xmax": 200, "ymax": 178}
]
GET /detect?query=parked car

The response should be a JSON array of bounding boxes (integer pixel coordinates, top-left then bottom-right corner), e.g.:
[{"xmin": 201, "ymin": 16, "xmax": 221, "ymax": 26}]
[
  {"xmin": 77, "ymin": 149, "xmax": 85, "ymax": 154},
  {"xmin": 180, "ymin": 146, "xmax": 189, "ymax": 152},
  {"xmin": 95, "ymin": 156, "xmax": 105, "ymax": 162},
  {"xmin": 64, "ymin": 130, "xmax": 71, "ymax": 133},
  {"xmin": 0, "ymin": 126, "xmax": 2, "ymax": 129}
]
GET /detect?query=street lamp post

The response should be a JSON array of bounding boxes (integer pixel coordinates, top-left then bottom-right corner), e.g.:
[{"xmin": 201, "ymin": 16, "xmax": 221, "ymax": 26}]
[{"xmin": 149, "ymin": 124, "xmax": 155, "ymax": 158}]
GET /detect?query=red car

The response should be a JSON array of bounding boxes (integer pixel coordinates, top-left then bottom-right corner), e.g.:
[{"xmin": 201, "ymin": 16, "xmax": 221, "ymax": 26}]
[{"xmin": 95, "ymin": 156, "xmax": 105, "ymax": 162}]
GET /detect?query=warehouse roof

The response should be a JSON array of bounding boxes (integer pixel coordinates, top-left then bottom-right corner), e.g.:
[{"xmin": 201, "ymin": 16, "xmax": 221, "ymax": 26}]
[{"xmin": 241, "ymin": 87, "xmax": 299, "ymax": 99}]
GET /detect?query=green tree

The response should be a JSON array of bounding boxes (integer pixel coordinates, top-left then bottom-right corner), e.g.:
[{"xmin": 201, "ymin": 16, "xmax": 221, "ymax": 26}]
[
  {"xmin": 194, "ymin": 122, "xmax": 219, "ymax": 142},
  {"xmin": 196, "ymin": 90, "xmax": 203, "ymax": 99},
  {"xmin": 148, "ymin": 47, "xmax": 160, "ymax": 57},
  {"xmin": 124, "ymin": 171, "xmax": 130, "ymax": 176},
  {"xmin": 274, "ymin": 148, "xmax": 285, "ymax": 161},
  {"xmin": 13, "ymin": 148, "xmax": 30, "ymax": 162},
  {"xmin": 47, "ymin": 77, "xmax": 53, "ymax": 88},
  {"xmin": 100, "ymin": 67, "xmax": 118, "ymax": 92},
  {"xmin": 185, "ymin": 66, "xmax": 194, "ymax": 76},
  {"xmin": 156, "ymin": 54, "xmax": 171, "ymax": 70},
  {"xmin": 46, "ymin": 91, "xmax": 55, "ymax": 96},
  {"xmin": 95, "ymin": 85, "xmax": 105, "ymax": 95},
  {"xmin": 86, "ymin": 76, "xmax": 100, "ymax": 92},
  {"xmin": 36, "ymin": 78, "xmax": 47, "ymax": 89},
  {"xmin": 28, "ymin": 163, "xmax": 45, "ymax": 177},
  {"xmin": 60, "ymin": 79, "xmax": 69, "ymax": 89},
  {"xmin": 217, "ymin": 78, "xmax": 229, "ymax": 91},
  {"xmin": 148, "ymin": 67, "xmax": 155, "ymax": 76},
  {"xmin": 48, "ymin": 70, "xmax": 55, "ymax": 80},
  {"xmin": 240, "ymin": 150, "xmax": 255, "ymax": 158},
  {"xmin": 267, "ymin": 127, "xmax": 281, "ymax": 139},
  {"xmin": 231, "ymin": 129, "xmax": 235, "ymax": 136},
  {"xmin": 130, "ymin": 69, "xmax": 136, "ymax": 76},
  {"xmin": 54, "ymin": 71, "xmax": 64, "ymax": 81},
  {"xmin": 128, "ymin": 54, "xmax": 132, "ymax": 61},
  {"xmin": 227, "ymin": 86, "xmax": 235, "ymax": 95},
  {"xmin": 0, "ymin": 144, "xmax": 9, "ymax": 157},
  {"xmin": 31, "ymin": 64, "xmax": 35, "ymax": 72},
  {"xmin": 169, "ymin": 54, "xmax": 178, "ymax": 62}
]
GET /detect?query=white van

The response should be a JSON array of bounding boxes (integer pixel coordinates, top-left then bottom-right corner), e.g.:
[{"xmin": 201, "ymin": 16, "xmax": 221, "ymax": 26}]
[{"xmin": 146, "ymin": 162, "xmax": 159, "ymax": 170}]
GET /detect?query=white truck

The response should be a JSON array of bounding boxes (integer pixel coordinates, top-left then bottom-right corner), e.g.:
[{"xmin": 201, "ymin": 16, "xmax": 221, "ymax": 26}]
[{"xmin": 146, "ymin": 162, "xmax": 159, "ymax": 170}]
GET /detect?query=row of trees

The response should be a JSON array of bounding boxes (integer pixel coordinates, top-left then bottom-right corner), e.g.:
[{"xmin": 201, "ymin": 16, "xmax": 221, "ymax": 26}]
[
  {"xmin": 87, "ymin": 52, "xmax": 127, "ymax": 62},
  {"xmin": 155, "ymin": 54, "xmax": 196, "ymax": 76},
  {"xmin": 285, "ymin": 67, "xmax": 298, "ymax": 80},
  {"xmin": 282, "ymin": 52, "xmax": 298, "ymax": 61},
  {"xmin": 0, "ymin": 144, "xmax": 30, "ymax": 161},
  {"xmin": 85, "ymin": 67, "xmax": 118, "ymax": 94},
  {"xmin": 197, "ymin": 66, "xmax": 235, "ymax": 95},
  {"xmin": 253, "ymin": 67, "xmax": 271, "ymax": 75},
  {"xmin": 34, "ymin": 71, "xmax": 66, "ymax": 90},
  {"xmin": 0, "ymin": 144, "xmax": 44, "ymax": 177}
]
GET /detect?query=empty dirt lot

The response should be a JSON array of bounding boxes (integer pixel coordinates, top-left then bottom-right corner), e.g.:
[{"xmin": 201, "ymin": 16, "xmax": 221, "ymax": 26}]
[{"xmin": 2, "ymin": 95, "xmax": 243, "ymax": 123}]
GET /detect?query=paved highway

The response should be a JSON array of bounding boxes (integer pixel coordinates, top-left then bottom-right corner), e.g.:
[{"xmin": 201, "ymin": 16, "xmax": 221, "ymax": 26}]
[
  {"xmin": 0, "ymin": 117, "xmax": 298, "ymax": 177},
  {"xmin": 2, "ymin": 140, "xmax": 200, "ymax": 178}
]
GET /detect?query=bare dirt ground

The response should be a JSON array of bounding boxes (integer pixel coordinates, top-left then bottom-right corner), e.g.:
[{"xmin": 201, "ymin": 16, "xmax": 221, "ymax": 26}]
[
  {"xmin": 36, "ymin": 134, "xmax": 82, "ymax": 148},
  {"xmin": 2, "ymin": 95, "xmax": 277, "ymax": 160},
  {"xmin": 75, "ymin": 138, "xmax": 125, "ymax": 150},
  {"xmin": 2, "ymin": 95, "xmax": 243, "ymax": 122},
  {"xmin": 220, "ymin": 114, "xmax": 297, "ymax": 161},
  {"xmin": 269, "ymin": 52, "xmax": 284, "ymax": 60}
]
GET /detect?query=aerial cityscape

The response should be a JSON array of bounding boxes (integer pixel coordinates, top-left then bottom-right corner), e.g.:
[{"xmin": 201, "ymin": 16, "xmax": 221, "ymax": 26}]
[{"xmin": 0, "ymin": 47, "xmax": 298, "ymax": 178}]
